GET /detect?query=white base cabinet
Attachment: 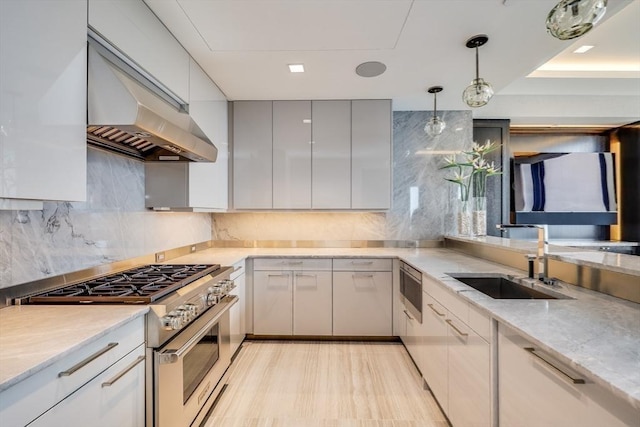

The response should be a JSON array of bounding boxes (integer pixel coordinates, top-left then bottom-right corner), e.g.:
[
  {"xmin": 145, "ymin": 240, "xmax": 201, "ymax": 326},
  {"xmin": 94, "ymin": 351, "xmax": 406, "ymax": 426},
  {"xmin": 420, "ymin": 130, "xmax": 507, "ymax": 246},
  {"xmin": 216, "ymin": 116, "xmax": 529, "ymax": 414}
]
[
  {"xmin": 229, "ymin": 260, "xmax": 246, "ymax": 355},
  {"xmin": 421, "ymin": 275, "xmax": 491, "ymax": 427},
  {"xmin": 28, "ymin": 344, "xmax": 145, "ymax": 427},
  {"xmin": 0, "ymin": 317, "xmax": 145, "ymax": 427},
  {"xmin": 332, "ymin": 259, "xmax": 393, "ymax": 336},
  {"xmin": 499, "ymin": 323, "xmax": 639, "ymax": 427},
  {"xmin": 253, "ymin": 259, "xmax": 332, "ymax": 336}
]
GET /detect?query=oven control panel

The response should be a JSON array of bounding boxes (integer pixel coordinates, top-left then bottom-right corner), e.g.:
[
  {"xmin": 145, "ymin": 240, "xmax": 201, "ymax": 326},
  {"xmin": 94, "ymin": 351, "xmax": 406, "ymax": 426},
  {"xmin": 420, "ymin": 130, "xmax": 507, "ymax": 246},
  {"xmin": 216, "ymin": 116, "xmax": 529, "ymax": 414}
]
[{"xmin": 160, "ymin": 279, "xmax": 235, "ymax": 331}]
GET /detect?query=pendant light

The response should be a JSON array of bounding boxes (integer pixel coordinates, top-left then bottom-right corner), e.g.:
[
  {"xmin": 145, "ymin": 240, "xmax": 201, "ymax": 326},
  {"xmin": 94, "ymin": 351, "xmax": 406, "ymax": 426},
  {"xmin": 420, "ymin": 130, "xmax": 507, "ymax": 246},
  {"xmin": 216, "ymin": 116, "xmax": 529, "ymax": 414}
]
[
  {"xmin": 424, "ymin": 86, "xmax": 446, "ymax": 136},
  {"xmin": 462, "ymin": 35, "xmax": 494, "ymax": 108},
  {"xmin": 546, "ymin": 0, "xmax": 607, "ymax": 40}
]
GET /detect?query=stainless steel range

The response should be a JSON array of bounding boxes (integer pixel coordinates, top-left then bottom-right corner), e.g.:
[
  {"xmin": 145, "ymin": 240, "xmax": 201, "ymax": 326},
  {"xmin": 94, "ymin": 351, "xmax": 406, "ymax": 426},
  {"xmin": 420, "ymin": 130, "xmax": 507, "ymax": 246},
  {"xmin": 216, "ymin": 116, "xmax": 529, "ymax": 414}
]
[{"xmin": 19, "ymin": 263, "xmax": 237, "ymax": 427}]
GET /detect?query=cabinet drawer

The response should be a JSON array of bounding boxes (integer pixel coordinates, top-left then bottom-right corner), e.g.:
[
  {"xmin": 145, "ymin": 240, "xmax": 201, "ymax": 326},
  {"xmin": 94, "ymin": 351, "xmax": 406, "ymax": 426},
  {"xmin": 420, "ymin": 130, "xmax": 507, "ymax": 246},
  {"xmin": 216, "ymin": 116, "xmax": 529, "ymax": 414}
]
[
  {"xmin": 0, "ymin": 317, "xmax": 144, "ymax": 427},
  {"xmin": 423, "ymin": 275, "xmax": 468, "ymax": 324},
  {"xmin": 332, "ymin": 258, "xmax": 392, "ymax": 271},
  {"xmin": 28, "ymin": 344, "xmax": 146, "ymax": 427},
  {"xmin": 468, "ymin": 303, "xmax": 492, "ymax": 343},
  {"xmin": 230, "ymin": 259, "xmax": 246, "ymax": 280},
  {"xmin": 253, "ymin": 258, "xmax": 332, "ymax": 271}
]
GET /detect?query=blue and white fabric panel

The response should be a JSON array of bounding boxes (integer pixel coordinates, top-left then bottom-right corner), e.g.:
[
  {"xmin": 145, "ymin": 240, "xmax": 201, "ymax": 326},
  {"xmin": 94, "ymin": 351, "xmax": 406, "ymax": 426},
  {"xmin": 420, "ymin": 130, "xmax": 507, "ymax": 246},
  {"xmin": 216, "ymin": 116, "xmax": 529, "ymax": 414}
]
[{"xmin": 517, "ymin": 153, "xmax": 617, "ymax": 212}]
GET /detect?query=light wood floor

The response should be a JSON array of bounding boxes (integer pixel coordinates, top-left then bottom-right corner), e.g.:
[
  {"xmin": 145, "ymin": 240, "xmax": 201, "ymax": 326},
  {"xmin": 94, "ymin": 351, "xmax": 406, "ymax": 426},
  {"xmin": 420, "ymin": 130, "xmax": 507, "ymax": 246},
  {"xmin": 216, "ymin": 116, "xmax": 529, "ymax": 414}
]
[{"xmin": 203, "ymin": 341, "xmax": 449, "ymax": 427}]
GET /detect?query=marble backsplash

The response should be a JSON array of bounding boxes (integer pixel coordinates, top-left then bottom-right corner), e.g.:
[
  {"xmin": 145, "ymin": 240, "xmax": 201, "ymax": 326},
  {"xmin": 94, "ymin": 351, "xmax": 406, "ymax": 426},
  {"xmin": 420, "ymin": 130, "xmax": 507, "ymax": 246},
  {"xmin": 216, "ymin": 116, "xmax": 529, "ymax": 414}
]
[
  {"xmin": 212, "ymin": 110, "xmax": 473, "ymax": 241},
  {"xmin": 0, "ymin": 148, "xmax": 211, "ymax": 288}
]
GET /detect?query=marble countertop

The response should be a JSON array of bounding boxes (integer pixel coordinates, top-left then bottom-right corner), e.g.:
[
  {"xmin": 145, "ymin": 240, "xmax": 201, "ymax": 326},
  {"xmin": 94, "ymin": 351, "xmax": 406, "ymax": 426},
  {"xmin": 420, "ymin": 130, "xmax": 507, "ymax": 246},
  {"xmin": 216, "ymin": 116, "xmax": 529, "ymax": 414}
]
[
  {"xmin": 447, "ymin": 235, "xmax": 640, "ymax": 276},
  {"xmin": 170, "ymin": 246, "xmax": 640, "ymax": 408},
  {"xmin": 0, "ymin": 305, "xmax": 148, "ymax": 392}
]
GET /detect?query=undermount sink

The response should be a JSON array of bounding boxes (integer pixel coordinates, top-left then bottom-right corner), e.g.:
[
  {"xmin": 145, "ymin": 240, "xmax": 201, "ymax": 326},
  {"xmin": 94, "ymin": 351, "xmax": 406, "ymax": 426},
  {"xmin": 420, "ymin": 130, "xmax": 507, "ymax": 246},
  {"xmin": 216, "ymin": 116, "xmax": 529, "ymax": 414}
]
[{"xmin": 448, "ymin": 273, "xmax": 568, "ymax": 300}]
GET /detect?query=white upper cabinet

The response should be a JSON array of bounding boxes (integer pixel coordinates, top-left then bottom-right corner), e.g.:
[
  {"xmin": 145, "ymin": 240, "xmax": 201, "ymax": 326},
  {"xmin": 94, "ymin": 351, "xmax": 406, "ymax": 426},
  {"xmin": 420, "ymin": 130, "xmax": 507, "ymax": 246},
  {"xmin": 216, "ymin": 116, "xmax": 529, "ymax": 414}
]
[
  {"xmin": 273, "ymin": 101, "xmax": 312, "ymax": 209},
  {"xmin": 187, "ymin": 59, "xmax": 228, "ymax": 211},
  {"xmin": 232, "ymin": 101, "xmax": 273, "ymax": 209},
  {"xmin": 0, "ymin": 0, "xmax": 87, "ymax": 207},
  {"xmin": 311, "ymin": 101, "xmax": 351, "ymax": 209},
  {"xmin": 351, "ymin": 100, "xmax": 391, "ymax": 210},
  {"xmin": 88, "ymin": 0, "xmax": 190, "ymax": 102}
]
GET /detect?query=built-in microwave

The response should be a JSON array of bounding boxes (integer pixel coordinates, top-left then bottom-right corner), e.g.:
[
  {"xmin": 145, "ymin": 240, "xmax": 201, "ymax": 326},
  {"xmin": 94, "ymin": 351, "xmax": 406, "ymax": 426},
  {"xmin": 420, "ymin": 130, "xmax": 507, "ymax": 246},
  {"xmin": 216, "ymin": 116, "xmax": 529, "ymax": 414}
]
[{"xmin": 399, "ymin": 261, "xmax": 422, "ymax": 323}]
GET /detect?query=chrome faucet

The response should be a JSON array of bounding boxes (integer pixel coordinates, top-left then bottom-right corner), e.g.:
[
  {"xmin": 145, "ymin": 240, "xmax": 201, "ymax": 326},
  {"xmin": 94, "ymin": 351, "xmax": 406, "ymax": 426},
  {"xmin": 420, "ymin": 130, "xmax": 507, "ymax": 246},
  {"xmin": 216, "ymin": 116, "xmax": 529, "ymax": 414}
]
[{"xmin": 496, "ymin": 224, "xmax": 549, "ymax": 281}]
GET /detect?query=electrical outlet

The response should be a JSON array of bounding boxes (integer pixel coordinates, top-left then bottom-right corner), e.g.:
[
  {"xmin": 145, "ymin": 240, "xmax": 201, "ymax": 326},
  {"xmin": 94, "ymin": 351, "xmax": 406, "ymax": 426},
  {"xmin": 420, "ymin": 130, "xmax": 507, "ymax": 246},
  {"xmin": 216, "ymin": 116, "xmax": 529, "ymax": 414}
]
[
  {"xmin": 155, "ymin": 252, "xmax": 165, "ymax": 262},
  {"xmin": 190, "ymin": 245, "xmax": 196, "ymax": 253}
]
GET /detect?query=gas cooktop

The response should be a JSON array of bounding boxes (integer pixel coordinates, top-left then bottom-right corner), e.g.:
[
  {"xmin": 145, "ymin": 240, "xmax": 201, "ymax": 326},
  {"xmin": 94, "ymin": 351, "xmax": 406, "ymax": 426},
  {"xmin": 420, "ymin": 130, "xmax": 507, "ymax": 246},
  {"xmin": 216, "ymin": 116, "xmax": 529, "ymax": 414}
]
[{"xmin": 25, "ymin": 264, "xmax": 220, "ymax": 304}]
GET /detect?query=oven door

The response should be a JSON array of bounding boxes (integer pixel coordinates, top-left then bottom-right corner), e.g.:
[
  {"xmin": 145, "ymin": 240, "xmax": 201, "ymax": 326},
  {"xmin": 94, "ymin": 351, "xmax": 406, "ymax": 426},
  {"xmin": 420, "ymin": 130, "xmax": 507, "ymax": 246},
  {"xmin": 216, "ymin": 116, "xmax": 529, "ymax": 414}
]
[{"xmin": 154, "ymin": 296, "xmax": 237, "ymax": 427}]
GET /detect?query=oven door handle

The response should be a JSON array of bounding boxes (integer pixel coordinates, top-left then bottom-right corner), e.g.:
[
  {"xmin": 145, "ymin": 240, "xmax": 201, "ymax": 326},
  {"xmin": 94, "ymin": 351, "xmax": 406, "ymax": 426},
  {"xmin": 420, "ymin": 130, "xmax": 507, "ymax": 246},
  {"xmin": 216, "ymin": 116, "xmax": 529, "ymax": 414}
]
[{"xmin": 157, "ymin": 296, "xmax": 237, "ymax": 365}]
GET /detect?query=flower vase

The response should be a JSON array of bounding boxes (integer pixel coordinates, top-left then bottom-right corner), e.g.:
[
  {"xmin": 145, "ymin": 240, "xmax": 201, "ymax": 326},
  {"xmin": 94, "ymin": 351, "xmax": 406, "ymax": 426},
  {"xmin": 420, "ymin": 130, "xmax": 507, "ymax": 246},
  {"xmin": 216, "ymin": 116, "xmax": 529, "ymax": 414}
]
[
  {"xmin": 457, "ymin": 198, "xmax": 472, "ymax": 236},
  {"xmin": 472, "ymin": 196, "xmax": 487, "ymax": 236}
]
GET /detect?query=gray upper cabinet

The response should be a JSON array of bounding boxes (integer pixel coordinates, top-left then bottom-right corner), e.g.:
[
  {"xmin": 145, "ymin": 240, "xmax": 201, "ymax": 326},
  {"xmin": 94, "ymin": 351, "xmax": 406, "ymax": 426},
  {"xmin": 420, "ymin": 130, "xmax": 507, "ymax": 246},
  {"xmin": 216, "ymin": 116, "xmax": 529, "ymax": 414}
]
[
  {"xmin": 232, "ymin": 101, "xmax": 273, "ymax": 209},
  {"xmin": 312, "ymin": 101, "xmax": 352, "ymax": 209},
  {"xmin": 273, "ymin": 101, "xmax": 312, "ymax": 209},
  {"xmin": 351, "ymin": 100, "xmax": 392, "ymax": 210},
  {"xmin": 231, "ymin": 99, "xmax": 391, "ymax": 210}
]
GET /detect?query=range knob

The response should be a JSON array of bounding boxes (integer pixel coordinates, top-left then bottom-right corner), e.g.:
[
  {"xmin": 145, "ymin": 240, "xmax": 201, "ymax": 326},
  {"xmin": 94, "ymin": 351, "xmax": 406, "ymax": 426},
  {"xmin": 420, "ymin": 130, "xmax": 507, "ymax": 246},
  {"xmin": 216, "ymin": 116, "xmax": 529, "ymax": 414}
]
[
  {"xmin": 175, "ymin": 306, "xmax": 192, "ymax": 323},
  {"xmin": 162, "ymin": 314, "xmax": 183, "ymax": 330},
  {"xmin": 184, "ymin": 303, "xmax": 198, "ymax": 318}
]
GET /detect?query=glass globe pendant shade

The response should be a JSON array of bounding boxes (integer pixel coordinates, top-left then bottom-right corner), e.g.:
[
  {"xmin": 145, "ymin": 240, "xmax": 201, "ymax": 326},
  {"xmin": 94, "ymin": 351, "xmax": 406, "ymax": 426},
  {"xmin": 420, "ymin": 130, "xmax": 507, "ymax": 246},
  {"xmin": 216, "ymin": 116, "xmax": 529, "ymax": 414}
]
[
  {"xmin": 425, "ymin": 116, "xmax": 446, "ymax": 136},
  {"xmin": 463, "ymin": 78, "xmax": 494, "ymax": 108},
  {"xmin": 425, "ymin": 85, "xmax": 446, "ymax": 136},
  {"xmin": 546, "ymin": 0, "xmax": 607, "ymax": 40}
]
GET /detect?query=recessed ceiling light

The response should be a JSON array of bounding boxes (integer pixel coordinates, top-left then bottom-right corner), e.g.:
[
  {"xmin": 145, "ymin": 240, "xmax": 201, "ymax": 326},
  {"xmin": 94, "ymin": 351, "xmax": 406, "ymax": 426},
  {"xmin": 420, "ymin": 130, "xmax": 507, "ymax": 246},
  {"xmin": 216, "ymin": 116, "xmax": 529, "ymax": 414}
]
[
  {"xmin": 573, "ymin": 45, "xmax": 594, "ymax": 54},
  {"xmin": 288, "ymin": 64, "xmax": 305, "ymax": 73}
]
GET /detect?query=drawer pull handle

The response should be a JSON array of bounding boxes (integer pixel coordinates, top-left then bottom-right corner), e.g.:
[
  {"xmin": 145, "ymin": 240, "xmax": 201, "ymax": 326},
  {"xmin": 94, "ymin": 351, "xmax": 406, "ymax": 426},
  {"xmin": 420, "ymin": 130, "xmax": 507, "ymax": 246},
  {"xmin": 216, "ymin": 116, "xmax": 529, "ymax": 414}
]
[
  {"xmin": 101, "ymin": 355, "xmax": 145, "ymax": 387},
  {"xmin": 287, "ymin": 261, "xmax": 303, "ymax": 265},
  {"xmin": 351, "ymin": 261, "xmax": 374, "ymax": 265},
  {"xmin": 446, "ymin": 319, "xmax": 468, "ymax": 338},
  {"xmin": 403, "ymin": 309, "xmax": 414, "ymax": 321},
  {"xmin": 524, "ymin": 347, "xmax": 585, "ymax": 384},
  {"xmin": 233, "ymin": 266, "xmax": 243, "ymax": 272},
  {"xmin": 295, "ymin": 274, "xmax": 317, "ymax": 278},
  {"xmin": 59, "ymin": 342, "xmax": 118, "ymax": 377},
  {"xmin": 352, "ymin": 273, "xmax": 374, "ymax": 278},
  {"xmin": 427, "ymin": 303, "xmax": 445, "ymax": 317},
  {"xmin": 267, "ymin": 274, "xmax": 289, "ymax": 278}
]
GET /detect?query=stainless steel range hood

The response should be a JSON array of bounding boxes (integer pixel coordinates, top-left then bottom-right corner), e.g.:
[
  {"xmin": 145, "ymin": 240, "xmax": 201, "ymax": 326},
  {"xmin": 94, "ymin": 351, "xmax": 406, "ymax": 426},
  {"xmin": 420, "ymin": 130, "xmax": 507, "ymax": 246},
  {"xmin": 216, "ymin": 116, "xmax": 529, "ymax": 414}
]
[{"xmin": 87, "ymin": 35, "xmax": 217, "ymax": 162}]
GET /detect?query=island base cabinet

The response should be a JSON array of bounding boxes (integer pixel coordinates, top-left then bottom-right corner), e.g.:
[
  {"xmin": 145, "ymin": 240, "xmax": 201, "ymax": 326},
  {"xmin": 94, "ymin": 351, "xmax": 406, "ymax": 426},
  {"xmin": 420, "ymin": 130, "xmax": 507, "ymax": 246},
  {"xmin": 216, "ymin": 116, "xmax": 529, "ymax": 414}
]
[
  {"xmin": 499, "ymin": 323, "xmax": 639, "ymax": 427},
  {"xmin": 332, "ymin": 271, "xmax": 392, "ymax": 336},
  {"xmin": 421, "ymin": 294, "xmax": 449, "ymax": 414},
  {"xmin": 447, "ymin": 314, "xmax": 491, "ymax": 427},
  {"xmin": 28, "ymin": 344, "xmax": 146, "ymax": 427}
]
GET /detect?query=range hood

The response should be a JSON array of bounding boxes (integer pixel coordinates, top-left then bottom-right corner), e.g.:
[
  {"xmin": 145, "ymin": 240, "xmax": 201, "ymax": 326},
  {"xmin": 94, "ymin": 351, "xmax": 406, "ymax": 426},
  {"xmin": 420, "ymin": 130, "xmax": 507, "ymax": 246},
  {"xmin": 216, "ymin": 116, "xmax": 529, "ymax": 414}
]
[{"xmin": 87, "ymin": 38, "xmax": 217, "ymax": 162}]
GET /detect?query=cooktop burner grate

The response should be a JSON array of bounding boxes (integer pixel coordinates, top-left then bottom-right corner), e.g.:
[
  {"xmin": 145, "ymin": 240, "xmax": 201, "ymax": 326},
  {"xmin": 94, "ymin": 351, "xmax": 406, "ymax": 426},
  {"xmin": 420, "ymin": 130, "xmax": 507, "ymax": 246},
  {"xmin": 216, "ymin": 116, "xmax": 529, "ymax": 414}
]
[{"xmin": 26, "ymin": 264, "xmax": 220, "ymax": 304}]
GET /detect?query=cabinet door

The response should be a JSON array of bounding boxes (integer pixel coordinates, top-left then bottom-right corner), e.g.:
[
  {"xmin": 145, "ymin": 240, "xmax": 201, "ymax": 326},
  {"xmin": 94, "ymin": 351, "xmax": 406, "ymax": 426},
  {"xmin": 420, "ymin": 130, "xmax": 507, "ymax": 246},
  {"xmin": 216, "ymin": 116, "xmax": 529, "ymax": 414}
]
[
  {"xmin": 351, "ymin": 100, "xmax": 391, "ymax": 210},
  {"xmin": 253, "ymin": 271, "xmax": 292, "ymax": 335},
  {"xmin": 233, "ymin": 101, "xmax": 273, "ymax": 209},
  {"xmin": 311, "ymin": 100, "xmax": 351, "ymax": 209},
  {"xmin": 188, "ymin": 59, "xmax": 228, "ymax": 210},
  {"xmin": 28, "ymin": 345, "xmax": 146, "ymax": 427},
  {"xmin": 422, "ymin": 293, "xmax": 449, "ymax": 414},
  {"xmin": 293, "ymin": 271, "xmax": 332, "ymax": 335},
  {"xmin": 273, "ymin": 101, "xmax": 312, "ymax": 209},
  {"xmin": 229, "ymin": 269, "xmax": 246, "ymax": 355},
  {"xmin": 88, "ymin": 0, "xmax": 190, "ymax": 101},
  {"xmin": 499, "ymin": 323, "xmax": 638, "ymax": 427},
  {"xmin": 333, "ymin": 271, "xmax": 392, "ymax": 336},
  {"xmin": 403, "ymin": 310, "xmax": 421, "ymax": 370},
  {"xmin": 1, "ymin": 0, "xmax": 86, "ymax": 204},
  {"xmin": 447, "ymin": 314, "xmax": 491, "ymax": 427}
]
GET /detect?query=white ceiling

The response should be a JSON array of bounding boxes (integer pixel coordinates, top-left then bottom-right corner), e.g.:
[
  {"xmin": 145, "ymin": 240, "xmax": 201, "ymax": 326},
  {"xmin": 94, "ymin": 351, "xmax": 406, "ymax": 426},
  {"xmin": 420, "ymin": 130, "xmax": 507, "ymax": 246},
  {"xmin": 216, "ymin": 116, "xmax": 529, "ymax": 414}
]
[{"xmin": 145, "ymin": 0, "xmax": 640, "ymax": 128}]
